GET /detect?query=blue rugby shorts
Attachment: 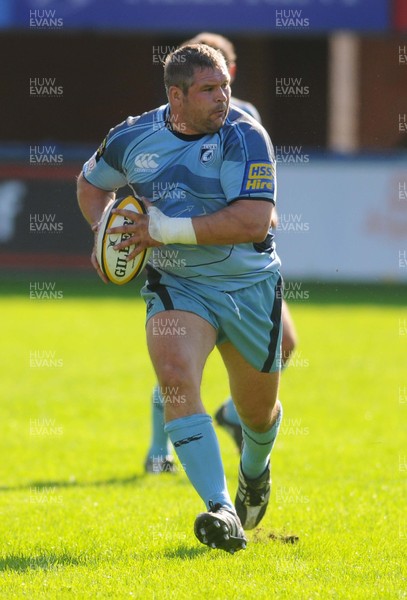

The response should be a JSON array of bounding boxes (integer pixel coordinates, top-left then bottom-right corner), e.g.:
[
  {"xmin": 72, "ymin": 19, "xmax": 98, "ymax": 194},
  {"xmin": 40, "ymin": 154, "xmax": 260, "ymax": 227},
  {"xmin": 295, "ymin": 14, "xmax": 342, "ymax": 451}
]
[{"xmin": 141, "ymin": 267, "xmax": 283, "ymax": 373}]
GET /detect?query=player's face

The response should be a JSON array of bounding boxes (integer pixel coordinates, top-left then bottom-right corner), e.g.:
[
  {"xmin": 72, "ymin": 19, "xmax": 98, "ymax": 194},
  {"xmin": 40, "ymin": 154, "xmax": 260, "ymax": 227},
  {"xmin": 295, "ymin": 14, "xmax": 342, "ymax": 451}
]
[{"xmin": 178, "ymin": 67, "xmax": 231, "ymax": 134}]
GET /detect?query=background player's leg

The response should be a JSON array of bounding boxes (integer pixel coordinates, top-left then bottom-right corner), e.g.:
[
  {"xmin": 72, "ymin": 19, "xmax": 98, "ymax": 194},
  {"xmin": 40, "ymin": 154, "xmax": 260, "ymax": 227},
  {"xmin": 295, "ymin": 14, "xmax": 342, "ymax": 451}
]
[
  {"xmin": 146, "ymin": 310, "xmax": 233, "ymax": 510},
  {"xmin": 281, "ymin": 300, "xmax": 297, "ymax": 365},
  {"xmin": 144, "ymin": 385, "xmax": 176, "ymax": 473}
]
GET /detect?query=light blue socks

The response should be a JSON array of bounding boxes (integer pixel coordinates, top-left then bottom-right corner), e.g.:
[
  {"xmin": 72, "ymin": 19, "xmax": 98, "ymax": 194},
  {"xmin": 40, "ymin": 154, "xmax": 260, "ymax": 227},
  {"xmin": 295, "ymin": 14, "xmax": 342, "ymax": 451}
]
[
  {"xmin": 165, "ymin": 413, "xmax": 234, "ymax": 511},
  {"xmin": 147, "ymin": 385, "xmax": 170, "ymax": 459},
  {"xmin": 241, "ymin": 402, "xmax": 283, "ymax": 479}
]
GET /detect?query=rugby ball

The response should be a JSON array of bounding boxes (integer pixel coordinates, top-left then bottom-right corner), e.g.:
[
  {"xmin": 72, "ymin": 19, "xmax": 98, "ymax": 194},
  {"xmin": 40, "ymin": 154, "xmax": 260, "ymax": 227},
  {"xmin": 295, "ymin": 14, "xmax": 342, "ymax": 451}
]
[{"xmin": 96, "ymin": 195, "xmax": 151, "ymax": 285}]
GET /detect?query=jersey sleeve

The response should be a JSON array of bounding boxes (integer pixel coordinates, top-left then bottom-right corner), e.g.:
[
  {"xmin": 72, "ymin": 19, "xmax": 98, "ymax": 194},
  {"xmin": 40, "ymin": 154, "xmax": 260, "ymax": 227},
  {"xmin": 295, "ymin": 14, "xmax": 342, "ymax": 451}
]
[
  {"xmin": 220, "ymin": 121, "xmax": 277, "ymax": 205},
  {"xmin": 231, "ymin": 97, "xmax": 262, "ymax": 124},
  {"xmin": 243, "ymin": 102, "xmax": 262, "ymax": 124},
  {"xmin": 82, "ymin": 124, "xmax": 129, "ymax": 191}
]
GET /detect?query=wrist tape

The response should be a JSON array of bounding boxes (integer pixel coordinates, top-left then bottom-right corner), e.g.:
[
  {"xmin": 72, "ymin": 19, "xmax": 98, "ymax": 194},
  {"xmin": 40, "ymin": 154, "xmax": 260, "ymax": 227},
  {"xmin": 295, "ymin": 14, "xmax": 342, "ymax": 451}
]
[{"xmin": 148, "ymin": 206, "xmax": 197, "ymax": 245}]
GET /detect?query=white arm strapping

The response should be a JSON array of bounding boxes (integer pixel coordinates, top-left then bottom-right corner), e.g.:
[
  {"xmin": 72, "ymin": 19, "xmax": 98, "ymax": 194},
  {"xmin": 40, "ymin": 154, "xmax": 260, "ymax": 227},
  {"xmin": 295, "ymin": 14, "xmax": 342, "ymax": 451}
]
[{"xmin": 148, "ymin": 206, "xmax": 197, "ymax": 245}]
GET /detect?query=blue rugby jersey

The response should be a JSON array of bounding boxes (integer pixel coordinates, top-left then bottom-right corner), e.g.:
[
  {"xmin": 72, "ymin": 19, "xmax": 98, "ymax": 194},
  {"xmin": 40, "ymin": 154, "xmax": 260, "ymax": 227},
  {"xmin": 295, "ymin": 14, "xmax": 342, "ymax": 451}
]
[
  {"xmin": 83, "ymin": 104, "xmax": 280, "ymax": 291},
  {"xmin": 231, "ymin": 96, "xmax": 262, "ymax": 124}
]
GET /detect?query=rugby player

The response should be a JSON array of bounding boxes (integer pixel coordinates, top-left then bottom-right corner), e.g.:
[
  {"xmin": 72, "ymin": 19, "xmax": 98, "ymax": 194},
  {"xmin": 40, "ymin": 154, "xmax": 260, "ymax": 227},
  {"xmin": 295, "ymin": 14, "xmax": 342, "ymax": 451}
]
[{"xmin": 77, "ymin": 44, "xmax": 282, "ymax": 553}]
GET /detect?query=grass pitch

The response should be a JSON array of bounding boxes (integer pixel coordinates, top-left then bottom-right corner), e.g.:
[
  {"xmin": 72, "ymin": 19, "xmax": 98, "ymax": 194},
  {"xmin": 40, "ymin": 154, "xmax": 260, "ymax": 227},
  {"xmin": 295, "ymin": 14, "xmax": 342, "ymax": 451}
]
[{"xmin": 0, "ymin": 277, "xmax": 406, "ymax": 599}]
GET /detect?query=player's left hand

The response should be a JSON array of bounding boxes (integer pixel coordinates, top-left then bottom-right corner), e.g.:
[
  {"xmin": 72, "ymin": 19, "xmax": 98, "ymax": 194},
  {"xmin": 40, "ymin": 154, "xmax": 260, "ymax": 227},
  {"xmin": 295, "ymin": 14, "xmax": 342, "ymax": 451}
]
[
  {"xmin": 91, "ymin": 221, "xmax": 109, "ymax": 283},
  {"xmin": 107, "ymin": 197, "xmax": 161, "ymax": 261}
]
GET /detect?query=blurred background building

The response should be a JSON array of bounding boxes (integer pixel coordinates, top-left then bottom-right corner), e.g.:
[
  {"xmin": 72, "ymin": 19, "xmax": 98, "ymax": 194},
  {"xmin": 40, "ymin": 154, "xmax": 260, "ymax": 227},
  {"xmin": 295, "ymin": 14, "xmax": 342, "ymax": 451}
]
[{"xmin": 1, "ymin": 0, "xmax": 406, "ymax": 282}]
